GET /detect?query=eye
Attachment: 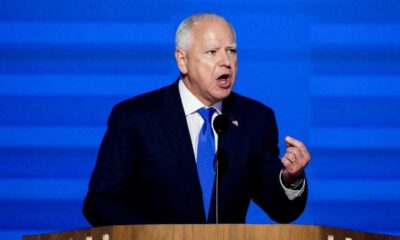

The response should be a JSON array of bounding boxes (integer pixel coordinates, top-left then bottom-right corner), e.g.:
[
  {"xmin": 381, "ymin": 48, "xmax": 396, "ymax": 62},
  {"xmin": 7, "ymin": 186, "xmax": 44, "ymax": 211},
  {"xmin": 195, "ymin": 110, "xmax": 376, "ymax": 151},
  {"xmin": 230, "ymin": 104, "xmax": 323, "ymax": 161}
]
[
  {"xmin": 226, "ymin": 48, "xmax": 237, "ymax": 54},
  {"xmin": 206, "ymin": 50, "xmax": 217, "ymax": 55}
]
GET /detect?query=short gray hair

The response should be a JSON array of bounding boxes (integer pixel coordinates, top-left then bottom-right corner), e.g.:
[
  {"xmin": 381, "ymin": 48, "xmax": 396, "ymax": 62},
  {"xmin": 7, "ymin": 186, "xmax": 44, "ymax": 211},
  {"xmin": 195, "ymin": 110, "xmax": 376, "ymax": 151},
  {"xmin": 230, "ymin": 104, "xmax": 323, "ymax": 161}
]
[{"xmin": 175, "ymin": 13, "xmax": 236, "ymax": 50}]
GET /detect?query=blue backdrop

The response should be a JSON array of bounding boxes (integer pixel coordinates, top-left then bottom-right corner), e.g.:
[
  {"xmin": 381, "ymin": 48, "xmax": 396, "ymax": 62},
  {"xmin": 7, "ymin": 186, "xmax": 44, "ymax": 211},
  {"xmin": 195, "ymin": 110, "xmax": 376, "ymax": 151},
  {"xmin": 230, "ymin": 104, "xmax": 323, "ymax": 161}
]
[{"xmin": 1, "ymin": 0, "xmax": 400, "ymax": 239}]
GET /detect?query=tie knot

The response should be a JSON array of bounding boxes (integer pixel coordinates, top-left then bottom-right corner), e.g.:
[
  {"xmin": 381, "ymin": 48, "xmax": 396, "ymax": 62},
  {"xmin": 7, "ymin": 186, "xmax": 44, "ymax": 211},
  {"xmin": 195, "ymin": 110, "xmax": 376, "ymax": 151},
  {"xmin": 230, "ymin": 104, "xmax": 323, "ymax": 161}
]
[{"xmin": 198, "ymin": 107, "xmax": 215, "ymax": 123}]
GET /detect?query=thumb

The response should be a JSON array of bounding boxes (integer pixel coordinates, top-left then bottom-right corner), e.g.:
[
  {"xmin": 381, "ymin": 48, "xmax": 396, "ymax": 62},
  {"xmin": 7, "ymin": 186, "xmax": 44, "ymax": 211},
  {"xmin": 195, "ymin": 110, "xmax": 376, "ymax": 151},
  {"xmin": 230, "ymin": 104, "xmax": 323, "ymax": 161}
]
[
  {"xmin": 285, "ymin": 135, "xmax": 303, "ymax": 148},
  {"xmin": 285, "ymin": 136, "xmax": 294, "ymax": 147}
]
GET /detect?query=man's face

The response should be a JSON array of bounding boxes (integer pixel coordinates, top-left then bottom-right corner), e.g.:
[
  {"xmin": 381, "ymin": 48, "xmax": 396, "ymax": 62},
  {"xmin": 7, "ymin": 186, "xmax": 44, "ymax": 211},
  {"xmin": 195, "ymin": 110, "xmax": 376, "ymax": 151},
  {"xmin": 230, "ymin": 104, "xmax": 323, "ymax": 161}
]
[{"xmin": 176, "ymin": 18, "xmax": 238, "ymax": 106}]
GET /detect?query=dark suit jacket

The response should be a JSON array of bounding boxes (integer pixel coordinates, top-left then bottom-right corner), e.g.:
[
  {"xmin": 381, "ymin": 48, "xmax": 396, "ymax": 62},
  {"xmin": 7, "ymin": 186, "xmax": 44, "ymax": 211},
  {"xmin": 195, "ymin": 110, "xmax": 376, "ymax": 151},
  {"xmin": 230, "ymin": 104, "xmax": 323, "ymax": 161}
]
[{"xmin": 83, "ymin": 81, "xmax": 307, "ymax": 226}]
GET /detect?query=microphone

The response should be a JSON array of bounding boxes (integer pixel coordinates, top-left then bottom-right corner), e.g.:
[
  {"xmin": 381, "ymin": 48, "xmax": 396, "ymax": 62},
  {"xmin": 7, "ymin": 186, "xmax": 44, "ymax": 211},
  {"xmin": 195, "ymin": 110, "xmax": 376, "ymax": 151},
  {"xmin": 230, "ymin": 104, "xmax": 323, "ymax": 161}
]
[
  {"xmin": 213, "ymin": 114, "xmax": 230, "ymax": 175},
  {"xmin": 213, "ymin": 114, "xmax": 230, "ymax": 224},
  {"xmin": 213, "ymin": 114, "xmax": 229, "ymax": 136}
]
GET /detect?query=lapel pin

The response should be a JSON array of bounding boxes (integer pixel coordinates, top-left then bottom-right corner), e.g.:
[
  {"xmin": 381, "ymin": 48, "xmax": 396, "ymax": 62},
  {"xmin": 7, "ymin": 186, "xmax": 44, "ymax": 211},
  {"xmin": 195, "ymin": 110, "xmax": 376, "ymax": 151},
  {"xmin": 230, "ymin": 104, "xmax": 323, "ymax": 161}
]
[{"xmin": 232, "ymin": 119, "xmax": 239, "ymax": 127}]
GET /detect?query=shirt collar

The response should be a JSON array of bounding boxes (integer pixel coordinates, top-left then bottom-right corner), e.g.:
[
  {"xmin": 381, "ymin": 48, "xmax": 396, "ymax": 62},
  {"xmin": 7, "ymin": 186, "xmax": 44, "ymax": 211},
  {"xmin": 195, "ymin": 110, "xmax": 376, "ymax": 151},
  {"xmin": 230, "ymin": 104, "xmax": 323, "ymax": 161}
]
[{"xmin": 178, "ymin": 79, "xmax": 222, "ymax": 116}]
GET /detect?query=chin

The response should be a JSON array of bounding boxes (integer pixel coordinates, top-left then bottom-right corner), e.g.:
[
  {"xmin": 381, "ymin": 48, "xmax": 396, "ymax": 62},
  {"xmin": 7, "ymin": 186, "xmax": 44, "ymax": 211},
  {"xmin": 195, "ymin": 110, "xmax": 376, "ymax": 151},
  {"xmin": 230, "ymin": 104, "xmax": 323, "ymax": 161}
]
[{"xmin": 213, "ymin": 90, "xmax": 232, "ymax": 102}]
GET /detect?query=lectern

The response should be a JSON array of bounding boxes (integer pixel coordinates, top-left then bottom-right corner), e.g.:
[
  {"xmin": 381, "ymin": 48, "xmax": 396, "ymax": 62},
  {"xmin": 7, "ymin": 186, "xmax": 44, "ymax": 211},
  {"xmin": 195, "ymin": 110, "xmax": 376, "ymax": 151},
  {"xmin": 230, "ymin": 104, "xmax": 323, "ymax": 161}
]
[{"xmin": 23, "ymin": 224, "xmax": 400, "ymax": 240}]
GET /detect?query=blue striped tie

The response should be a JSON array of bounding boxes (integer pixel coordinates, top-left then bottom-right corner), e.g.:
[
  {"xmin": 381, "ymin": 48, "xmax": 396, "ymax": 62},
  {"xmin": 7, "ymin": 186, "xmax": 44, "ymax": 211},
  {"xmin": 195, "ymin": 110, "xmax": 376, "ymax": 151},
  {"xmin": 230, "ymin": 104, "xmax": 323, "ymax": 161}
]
[{"xmin": 197, "ymin": 107, "xmax": 216, "ymax": 220}]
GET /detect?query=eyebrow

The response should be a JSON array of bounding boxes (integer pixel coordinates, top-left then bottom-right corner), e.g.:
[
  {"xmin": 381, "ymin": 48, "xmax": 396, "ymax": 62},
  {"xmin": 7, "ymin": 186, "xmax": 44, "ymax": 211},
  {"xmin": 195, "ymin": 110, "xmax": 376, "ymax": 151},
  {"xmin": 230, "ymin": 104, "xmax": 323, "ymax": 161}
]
[{"xmin": 205, "ymin": 43, "xmax": 237, "ymax": 51}]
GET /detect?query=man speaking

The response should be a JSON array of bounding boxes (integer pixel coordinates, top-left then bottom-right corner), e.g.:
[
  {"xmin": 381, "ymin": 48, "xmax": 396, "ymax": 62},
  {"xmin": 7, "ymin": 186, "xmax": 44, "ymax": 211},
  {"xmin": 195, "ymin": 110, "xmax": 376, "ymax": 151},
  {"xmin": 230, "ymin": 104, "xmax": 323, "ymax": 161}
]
[{"xmin": 83, "ymin": 13, "xmax": 311, "ymax": 226}]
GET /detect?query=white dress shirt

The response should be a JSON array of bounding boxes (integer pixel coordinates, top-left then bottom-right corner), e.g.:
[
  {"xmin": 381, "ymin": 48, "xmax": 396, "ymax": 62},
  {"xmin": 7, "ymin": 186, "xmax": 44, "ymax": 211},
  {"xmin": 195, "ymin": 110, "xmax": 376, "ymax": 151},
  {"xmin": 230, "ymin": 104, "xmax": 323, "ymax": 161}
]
[{"xmin": 178, "ymin": 80, "xmax": 304, "ymax": 200}]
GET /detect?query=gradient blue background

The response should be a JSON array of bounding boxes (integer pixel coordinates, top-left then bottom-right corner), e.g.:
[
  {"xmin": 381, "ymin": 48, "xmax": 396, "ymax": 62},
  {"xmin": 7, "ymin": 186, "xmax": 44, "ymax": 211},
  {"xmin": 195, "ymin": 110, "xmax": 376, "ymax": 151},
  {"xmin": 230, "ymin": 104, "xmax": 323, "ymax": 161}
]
[{"xmin": 1, "ymin": 0, "xmax": 400, "ymax": 239}]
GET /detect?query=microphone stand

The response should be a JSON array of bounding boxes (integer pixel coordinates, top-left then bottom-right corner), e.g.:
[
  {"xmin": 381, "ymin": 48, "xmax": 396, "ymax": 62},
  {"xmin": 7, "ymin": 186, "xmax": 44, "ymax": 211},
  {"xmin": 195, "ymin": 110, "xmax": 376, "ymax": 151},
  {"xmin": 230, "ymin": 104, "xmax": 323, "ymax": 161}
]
[
  {"xmin": 213, "ymin": 114, "xmax": 229, "ymax": 225},
  {"xmin": 215, "ymin": 155, "xmax": 219, "ymax": 224}
]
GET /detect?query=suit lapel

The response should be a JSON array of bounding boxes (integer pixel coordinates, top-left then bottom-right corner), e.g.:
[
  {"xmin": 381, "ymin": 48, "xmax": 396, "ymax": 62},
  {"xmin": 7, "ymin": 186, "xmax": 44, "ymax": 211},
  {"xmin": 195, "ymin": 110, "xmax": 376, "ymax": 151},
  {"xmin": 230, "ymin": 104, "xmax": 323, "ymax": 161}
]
[
  {"xmin": 160, "ymin": 82, "xmax": 205, "ymax": 218},
  {"xmin": 208, "ymin": 93, "xmax": 246, "ymax": 223},
  {"xmin": 161, "ymin": 83, "xmax": 195, "ymax": 166},
  {"xmin": 220, "ymin": 93, "xmax": 244, "ymax": 158}
]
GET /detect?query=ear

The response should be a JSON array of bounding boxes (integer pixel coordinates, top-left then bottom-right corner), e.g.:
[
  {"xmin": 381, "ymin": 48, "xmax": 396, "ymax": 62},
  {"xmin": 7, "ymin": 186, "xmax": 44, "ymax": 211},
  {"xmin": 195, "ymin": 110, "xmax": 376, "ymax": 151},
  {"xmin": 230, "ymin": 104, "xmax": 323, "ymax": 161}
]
[{"xmin": 175, "ymin": 49, "xmax": 188, "ymax": 74}]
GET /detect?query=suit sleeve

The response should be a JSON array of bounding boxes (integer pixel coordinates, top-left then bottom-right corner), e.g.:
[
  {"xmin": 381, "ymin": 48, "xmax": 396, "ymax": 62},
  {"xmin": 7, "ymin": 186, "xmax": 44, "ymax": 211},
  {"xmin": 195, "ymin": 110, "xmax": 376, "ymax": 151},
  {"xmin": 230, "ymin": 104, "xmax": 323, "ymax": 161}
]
[
  {"xmin": 251, "ymin": 108, "xmax": 308, "ymax": 223},
  {"xmin": 83, "ymin": 104, "xmax": 145, "ymax": 226}
]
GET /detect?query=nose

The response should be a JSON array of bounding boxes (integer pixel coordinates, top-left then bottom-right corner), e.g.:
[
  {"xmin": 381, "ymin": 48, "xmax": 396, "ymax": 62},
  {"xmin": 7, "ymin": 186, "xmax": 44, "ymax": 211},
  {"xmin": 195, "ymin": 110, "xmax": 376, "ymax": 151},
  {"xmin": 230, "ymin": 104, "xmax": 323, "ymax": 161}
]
[{"xmin": 219, "ymin": 52, "xmax": 231, "ymax": 68}]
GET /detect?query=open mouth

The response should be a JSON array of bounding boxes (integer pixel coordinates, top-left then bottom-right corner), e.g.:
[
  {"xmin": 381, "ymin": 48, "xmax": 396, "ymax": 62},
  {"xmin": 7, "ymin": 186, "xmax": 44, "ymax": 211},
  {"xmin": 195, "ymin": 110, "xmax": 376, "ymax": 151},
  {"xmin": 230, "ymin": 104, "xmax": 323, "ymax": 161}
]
[
  {"xmin": 216, "ymin": 73, "xmax": 231, "ymax": 88},
  {"xmin": 217, "ymin": 74, "xmax": 230, "ymax": 81}
]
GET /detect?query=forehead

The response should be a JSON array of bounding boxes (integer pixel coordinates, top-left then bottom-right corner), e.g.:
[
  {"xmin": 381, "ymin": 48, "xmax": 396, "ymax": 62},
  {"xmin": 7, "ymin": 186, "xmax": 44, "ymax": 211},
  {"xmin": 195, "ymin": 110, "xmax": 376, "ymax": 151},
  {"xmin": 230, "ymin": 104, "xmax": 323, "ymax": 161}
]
[{"xmin": 190, "ymin": 18, "xmax": 235, "ymax": 47}]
